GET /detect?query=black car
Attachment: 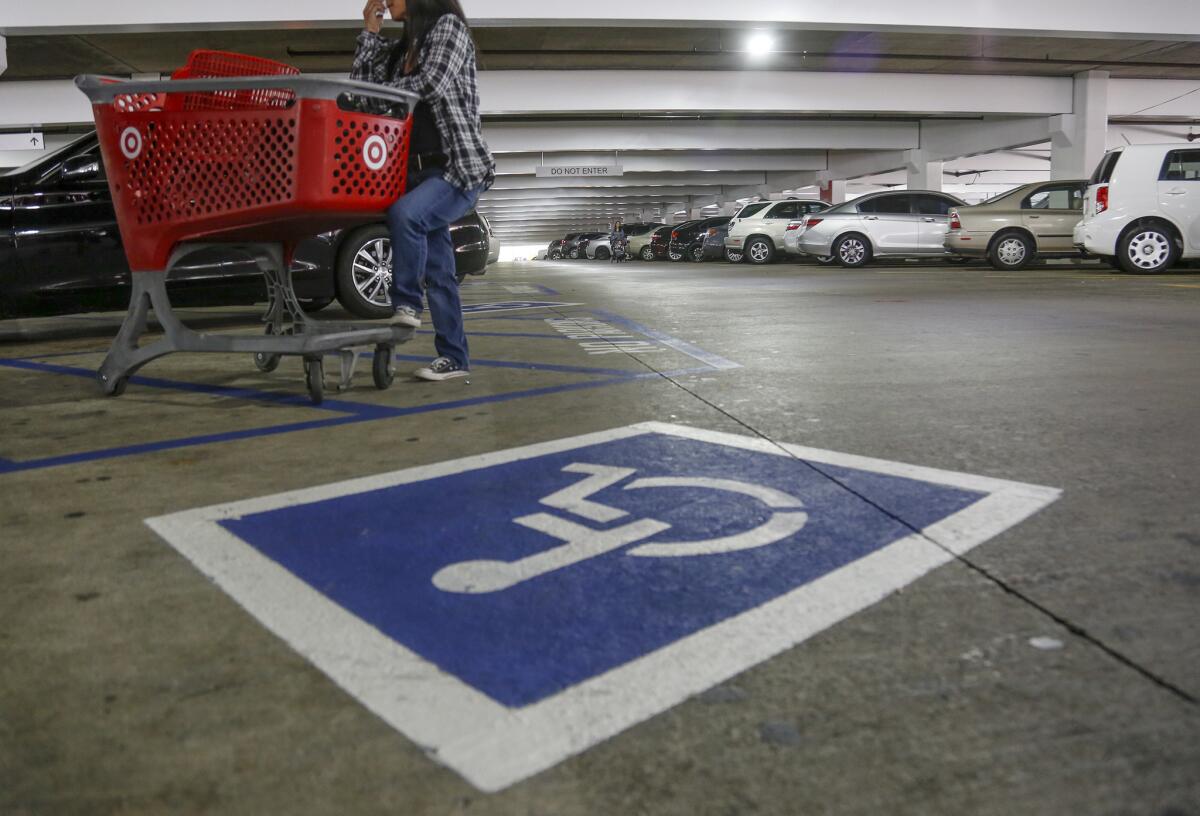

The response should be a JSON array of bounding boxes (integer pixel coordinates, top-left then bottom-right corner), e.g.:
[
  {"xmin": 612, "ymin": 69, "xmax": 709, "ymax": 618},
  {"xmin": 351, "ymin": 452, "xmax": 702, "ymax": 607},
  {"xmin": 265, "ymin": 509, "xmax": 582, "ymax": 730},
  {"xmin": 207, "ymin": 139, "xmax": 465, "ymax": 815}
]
[
  {"xmin": 568, "ymin": 232, "xmax": 606, "ymax": 259},
  {"xmin": 647, "ymin": 225, "xmax": 675, "ymax": 260},
  {"xmin": 0, "ymin": 132, "xmax": 489, "ymax": 319},
  {"xmin": 702, "ymin": 221, "xmax": 736, "ymax": 261},
  {"xmin": 668, "ymin": 217, "xmax": 732, "ymax": 262},
  {"xmin": 547, "ymin": 233, "xmax": 579, "ymax": 260}
]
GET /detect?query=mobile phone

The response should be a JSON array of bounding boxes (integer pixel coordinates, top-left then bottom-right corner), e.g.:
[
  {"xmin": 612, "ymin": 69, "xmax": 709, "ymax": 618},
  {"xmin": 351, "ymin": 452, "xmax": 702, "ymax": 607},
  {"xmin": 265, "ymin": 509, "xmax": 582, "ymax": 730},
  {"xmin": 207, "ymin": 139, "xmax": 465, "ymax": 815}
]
[{"xmin": 374, "ymin": 3, "xmax": 385, "ymax": 17}]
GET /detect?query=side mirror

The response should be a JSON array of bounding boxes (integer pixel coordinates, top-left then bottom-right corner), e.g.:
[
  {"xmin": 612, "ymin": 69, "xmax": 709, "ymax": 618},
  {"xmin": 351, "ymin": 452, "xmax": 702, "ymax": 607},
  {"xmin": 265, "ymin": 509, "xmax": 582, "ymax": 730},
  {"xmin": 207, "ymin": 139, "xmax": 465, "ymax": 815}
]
[{"xmin": 61, "ymin": 155, "xmax": 100, "ymax": 182}]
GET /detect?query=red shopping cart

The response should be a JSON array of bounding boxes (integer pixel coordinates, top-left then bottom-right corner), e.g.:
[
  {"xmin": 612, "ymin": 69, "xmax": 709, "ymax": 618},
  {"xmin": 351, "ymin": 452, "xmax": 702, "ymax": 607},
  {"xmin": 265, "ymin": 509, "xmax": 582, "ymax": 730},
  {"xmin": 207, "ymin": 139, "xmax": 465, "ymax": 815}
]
[{"xmin": 75, "ymin": 50, "xmax": 420, "ymax": 404}]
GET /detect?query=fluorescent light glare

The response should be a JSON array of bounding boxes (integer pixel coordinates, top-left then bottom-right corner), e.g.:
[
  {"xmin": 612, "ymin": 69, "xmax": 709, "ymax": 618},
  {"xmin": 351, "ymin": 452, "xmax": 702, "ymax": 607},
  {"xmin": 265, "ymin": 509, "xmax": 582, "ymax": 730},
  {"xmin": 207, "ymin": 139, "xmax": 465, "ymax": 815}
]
[{"xmin": 746, "ymin": 32, "xmax": 774, "ymax": 58}]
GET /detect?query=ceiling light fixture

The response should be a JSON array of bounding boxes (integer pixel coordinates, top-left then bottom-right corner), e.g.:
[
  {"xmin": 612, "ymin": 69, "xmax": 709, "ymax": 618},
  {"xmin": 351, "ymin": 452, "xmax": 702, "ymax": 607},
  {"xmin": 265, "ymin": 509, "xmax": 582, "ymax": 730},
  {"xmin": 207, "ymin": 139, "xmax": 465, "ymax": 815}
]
[{"xmin": 746, "ymin": 32, "xmax": 774, "ymax": 59}]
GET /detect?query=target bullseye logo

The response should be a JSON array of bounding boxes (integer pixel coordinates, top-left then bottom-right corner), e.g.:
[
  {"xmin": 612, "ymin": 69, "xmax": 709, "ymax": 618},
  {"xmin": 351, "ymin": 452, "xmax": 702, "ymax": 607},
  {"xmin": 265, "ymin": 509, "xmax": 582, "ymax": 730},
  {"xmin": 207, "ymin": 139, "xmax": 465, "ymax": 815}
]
[
  {"xmin": 119, "ymin": 127, "xmax": 143, "ymax": 160},
  {"xmin": 363, "ymin": 135, "xmax": 388, "ymax": 171}
]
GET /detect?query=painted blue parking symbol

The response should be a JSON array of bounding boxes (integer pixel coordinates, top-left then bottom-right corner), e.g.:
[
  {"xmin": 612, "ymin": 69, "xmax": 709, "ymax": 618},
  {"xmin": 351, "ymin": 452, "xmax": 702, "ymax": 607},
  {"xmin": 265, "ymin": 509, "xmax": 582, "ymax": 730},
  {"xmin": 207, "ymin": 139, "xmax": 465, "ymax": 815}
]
[{"xmin": 148, "ymin": 423, "xmax": 1060, "ymax": 791}]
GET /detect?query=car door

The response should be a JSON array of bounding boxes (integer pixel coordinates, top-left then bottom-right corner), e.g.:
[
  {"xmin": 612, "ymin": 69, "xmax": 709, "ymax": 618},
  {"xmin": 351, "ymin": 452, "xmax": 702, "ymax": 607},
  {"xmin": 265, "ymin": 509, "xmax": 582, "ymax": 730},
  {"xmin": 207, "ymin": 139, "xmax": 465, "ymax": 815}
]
[
  {"xmin": 1021, "ymin": 183, "xmax": 1085, "ymax": 252},
  {"xmin": 858, "ymin": 194, "xmax": 919, "ymax": 253},
  {"xmin": 913, "ymin": 194, "xmax": 960, "ymax": 254},
  {"xmin": 11, "ymin": 141, "xmax": 129, "ymax": 296},
  {"xmin": 1158, "ymin": 149, "xmax": 1200, "ymax": 253},
  {"xmin": 762, "ymin": 201, "xmax": 801, "ymax": 244}
]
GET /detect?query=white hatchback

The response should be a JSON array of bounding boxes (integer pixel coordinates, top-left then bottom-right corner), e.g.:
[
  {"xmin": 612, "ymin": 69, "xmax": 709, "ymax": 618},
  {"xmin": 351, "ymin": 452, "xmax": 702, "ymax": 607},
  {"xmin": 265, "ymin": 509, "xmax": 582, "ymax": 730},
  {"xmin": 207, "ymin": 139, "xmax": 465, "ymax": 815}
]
[{"xmin": 1074, "ymin": 144, "xmax": 1200, "ymax": 273}]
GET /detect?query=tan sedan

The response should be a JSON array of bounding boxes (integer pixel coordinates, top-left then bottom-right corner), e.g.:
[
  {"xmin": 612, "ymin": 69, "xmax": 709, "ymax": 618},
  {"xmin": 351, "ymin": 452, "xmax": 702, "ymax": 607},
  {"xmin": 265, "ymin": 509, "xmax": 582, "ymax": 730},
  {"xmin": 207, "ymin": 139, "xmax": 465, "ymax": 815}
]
[{"xmin": 945, "ymin": 180, "xmax": 1088, "ymax": 269}]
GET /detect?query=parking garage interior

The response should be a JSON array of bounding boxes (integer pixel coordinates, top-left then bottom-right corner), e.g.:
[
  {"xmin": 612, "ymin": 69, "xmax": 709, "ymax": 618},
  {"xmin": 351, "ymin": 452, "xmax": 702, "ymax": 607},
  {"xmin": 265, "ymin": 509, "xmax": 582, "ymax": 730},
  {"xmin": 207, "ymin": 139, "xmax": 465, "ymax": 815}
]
[{"xmin": 2, "ymin": 2, "xmax": 1199, "ymax": 814}]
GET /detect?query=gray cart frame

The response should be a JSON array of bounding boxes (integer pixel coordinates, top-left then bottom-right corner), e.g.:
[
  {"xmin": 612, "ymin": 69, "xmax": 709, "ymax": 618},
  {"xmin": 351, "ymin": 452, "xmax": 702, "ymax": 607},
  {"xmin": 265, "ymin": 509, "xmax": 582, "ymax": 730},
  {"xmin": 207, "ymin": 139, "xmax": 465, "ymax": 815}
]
[{"xmin": 76, "ymin": 73, "xmax": 421, "ymax": 405}]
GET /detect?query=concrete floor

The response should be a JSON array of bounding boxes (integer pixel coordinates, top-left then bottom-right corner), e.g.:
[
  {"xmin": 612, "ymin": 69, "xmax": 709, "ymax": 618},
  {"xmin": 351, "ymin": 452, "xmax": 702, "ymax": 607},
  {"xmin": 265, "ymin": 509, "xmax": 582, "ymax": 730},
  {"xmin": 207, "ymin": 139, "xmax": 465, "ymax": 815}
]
[{"xmin": 2, "ymin": 258, "xmax": 1198, "ymax": 815}]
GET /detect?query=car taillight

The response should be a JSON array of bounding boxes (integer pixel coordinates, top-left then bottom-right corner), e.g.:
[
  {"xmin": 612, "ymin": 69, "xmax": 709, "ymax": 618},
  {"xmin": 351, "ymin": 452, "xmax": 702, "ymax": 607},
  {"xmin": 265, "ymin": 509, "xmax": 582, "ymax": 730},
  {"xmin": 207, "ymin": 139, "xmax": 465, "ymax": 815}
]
[
  {"xmin": 805, "ymin": 217, "xmax": 823, "ymax": 228},
  {"xmin": 949, "ymin": 210, "xmax": 962, "ymax": 230},
  {"xmin": 1095, "ymin": 185, "xmax": 1109, "ymax": 214},
  {"xmin": 785, "ymin": 223, "xmax": 800, "ymax": 231}
]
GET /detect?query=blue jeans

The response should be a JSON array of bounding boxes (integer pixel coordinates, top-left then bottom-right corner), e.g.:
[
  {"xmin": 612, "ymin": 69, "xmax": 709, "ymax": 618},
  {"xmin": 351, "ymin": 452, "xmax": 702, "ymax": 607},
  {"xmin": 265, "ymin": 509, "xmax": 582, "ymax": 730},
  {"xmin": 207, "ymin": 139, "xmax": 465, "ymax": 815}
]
[{"xmin": 386, "ymin": 169, "xmax": 482, "ymax": 369}]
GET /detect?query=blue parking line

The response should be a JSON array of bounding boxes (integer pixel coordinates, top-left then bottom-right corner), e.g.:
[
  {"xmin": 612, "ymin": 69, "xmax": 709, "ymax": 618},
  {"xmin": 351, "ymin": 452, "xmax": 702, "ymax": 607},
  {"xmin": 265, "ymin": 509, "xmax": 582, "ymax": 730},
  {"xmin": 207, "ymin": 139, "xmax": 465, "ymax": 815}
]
[
  {"xmin": 0, "ymin": 374, "xmax": 644, "ymax": 475},
  {"xmin": 588, "ymin": 309, "xmax": 742, "ymax": 371}
]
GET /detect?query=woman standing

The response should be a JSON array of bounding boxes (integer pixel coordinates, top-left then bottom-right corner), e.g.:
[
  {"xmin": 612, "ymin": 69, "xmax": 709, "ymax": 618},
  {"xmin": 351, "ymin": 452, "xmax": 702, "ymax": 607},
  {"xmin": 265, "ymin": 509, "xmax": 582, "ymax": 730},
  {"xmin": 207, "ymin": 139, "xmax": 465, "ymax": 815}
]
[{"xmin": 353, "ymin": 0, "xmax": 494, "ymax": 381}]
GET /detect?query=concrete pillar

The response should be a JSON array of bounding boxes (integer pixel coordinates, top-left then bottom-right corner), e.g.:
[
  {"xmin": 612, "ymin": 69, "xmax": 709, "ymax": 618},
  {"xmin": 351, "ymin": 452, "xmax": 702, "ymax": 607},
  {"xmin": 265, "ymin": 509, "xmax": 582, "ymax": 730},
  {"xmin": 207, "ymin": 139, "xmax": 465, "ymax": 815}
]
[
  {"xmin": 721, "ymin": 201, "xmax": 741, "ymax": 215},
  {"xmin": 906, "ymin": 151, "xmax": 944, "ymax": 191},
  {"xmin": 1051, "ymin": 70, "xmax": 1109, "ymax": 180},
  {"xmin": 819, "ymin": 180, "xmax": 847, "ymax": 204},
  {"xmin": 0, "ymin": 36, "xmax": 7, "ymax": 77}
]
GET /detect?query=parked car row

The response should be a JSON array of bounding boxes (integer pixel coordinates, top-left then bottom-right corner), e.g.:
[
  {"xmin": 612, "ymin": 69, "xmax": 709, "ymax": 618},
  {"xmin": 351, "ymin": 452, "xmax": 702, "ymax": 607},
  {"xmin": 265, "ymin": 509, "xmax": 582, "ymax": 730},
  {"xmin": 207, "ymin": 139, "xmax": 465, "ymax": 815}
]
[
  {"xmin": 542, "ymin": 143, "xmax": 1199, "ymax": 275},
  {"xmin": 0, "ymin": 132, "xmax": 493, "ymax": 319}
]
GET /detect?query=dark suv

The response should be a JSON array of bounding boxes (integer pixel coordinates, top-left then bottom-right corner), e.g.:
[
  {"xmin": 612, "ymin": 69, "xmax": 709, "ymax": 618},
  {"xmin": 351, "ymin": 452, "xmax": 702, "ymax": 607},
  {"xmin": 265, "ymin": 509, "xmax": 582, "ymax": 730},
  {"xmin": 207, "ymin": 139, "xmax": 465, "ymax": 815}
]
[
  {"xmin": 668, "ymin": 216, "xmax": 733, "ymax": 262},
  {"xmin": 0, "ymin": 132, "xmax": 489, "ymax": 318}
]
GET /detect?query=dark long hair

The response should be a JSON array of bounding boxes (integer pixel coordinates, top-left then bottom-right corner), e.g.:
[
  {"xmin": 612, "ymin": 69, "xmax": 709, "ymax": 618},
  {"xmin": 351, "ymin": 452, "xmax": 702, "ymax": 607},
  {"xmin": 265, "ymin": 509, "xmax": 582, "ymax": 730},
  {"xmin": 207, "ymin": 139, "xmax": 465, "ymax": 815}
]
[{"xmin": 400, "ymin": 0, "xmax": 470, "ymax": 72}]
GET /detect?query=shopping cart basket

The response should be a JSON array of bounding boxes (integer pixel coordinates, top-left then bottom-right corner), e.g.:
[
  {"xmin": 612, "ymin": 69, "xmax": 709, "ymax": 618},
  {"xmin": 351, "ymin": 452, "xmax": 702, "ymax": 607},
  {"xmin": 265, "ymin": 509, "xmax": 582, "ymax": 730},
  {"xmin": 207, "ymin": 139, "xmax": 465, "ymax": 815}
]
[{"xmin": 75, "ymin": 52, "xmax": 420, "ymax": 404}]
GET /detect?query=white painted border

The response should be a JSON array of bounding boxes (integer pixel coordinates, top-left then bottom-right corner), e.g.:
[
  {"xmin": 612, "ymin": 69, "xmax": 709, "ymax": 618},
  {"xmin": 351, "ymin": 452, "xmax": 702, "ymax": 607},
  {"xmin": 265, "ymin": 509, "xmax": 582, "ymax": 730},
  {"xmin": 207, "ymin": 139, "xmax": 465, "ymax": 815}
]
[{"xmin": 145, "ymin": 422, "xmax": 1060, "ymax": 792}]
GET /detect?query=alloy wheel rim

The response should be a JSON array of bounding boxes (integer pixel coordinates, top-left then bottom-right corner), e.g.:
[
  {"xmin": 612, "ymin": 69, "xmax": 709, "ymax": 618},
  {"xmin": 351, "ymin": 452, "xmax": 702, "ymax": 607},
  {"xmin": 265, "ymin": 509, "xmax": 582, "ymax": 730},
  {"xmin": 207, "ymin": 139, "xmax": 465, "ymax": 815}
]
[
  {"xmin": 1128, "ymin": 231, "xmax": 1170, "ymax": 269},
  {"xmin": 352, "ymin": 238, "xmax": 393, "ymax": 306},
  {"xmin": 998, "ymin": 238, "xmax": 1027, "ymax": 266},
  {"xmin": 749, "ymin": 243, "xmax": 769, "ymax": 262},
  {"xmin": 840, "ymin": 240, "xmax": 865, "ymax": 264}
]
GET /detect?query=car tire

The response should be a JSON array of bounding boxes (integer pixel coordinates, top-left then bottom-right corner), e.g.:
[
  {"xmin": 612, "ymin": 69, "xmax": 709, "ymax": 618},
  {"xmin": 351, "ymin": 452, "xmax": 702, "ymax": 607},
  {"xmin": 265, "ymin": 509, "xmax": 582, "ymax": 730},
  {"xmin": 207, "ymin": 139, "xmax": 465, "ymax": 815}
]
[
  {"xmin": 833, "ymin": 234, "xmax": 872, "ymax": 268},
  {"xmin": 987, "ymin": 231, "xmax": 1034, "ymax": 270},
  {"xmin": 335, "ymin": 225, "xmax": 395, "ymax": 319},
  {"xmin": 690, "ymin": 245, "xmax": 705, "ymax": 263},
  {"xmin": 569, "ymin": 249, "xmax": 580, "ymax": 259},
  {"xmin": 594, "ymin": 247, "xmax": 610, "ymax": 261},
  {"xmin": 1117, "ymin": 221, "xmax": 1180, "ymax": 274},
  {"xmin": 725, "ymin": 249, "xmax": 744, "ymax": 263},
  {"xmin": 744, "ymin": 237, "xmax": 775, "ymax": 265},
  {"xmin": 640, "ymin": 246, "xmax": 654, "ymax": 262},
  {"xmin": 549, "ymin": 251, "xmax": 561, "ymax": 260}
]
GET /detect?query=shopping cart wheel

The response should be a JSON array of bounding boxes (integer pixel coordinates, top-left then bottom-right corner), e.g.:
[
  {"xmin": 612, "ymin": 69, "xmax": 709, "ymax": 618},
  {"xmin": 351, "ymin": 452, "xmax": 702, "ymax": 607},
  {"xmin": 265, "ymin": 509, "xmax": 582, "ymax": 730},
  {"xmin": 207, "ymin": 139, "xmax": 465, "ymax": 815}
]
[
  {"xmin": 254, "ymin": 351, "xmax": 282, "ymax": 373},
  {"xmin": 372, "ymin": 344, "xmax": 394, "ymax": 389},
  {"xmin": 255, "ymin": 326, "xmax": 283, "ymax": 372},
  {"xmin": 101, "ymin": 374, "xmax": 129, "ymax": 397},
  {"xmin": 304, "ymin": 358, "xmax": 324, "ymax": 405}
]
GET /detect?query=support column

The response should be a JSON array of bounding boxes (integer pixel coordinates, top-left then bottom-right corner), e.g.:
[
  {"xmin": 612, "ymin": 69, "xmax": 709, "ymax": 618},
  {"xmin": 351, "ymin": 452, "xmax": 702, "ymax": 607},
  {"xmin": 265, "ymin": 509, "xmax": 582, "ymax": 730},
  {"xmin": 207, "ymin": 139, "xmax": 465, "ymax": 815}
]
[
  {"xmin": 819, "ymin": 180, "xmax": 847, "ymax": 204},
  {"xmin": 0, "ymin": 36, "xmax": 7, "ymax": 77},
  {"xmin": 905, "ymin": 151, "xmax": 944, "ymax": 191},
  {"xmin": 720, "ymin": 201, "xmax": 741, "ymax": 215},
  {"xmin": 1051, "ymin": 70, "xmax": 1109, "ymax": 180}
]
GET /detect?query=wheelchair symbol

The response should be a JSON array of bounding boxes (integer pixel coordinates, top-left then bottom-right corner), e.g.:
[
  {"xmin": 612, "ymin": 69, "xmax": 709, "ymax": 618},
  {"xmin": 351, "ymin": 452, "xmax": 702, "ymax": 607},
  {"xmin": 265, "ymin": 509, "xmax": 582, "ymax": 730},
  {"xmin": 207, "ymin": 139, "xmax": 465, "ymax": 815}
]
[{"xmin": 433, "ymin": 463, "xmax": 808, "ymax": 594}]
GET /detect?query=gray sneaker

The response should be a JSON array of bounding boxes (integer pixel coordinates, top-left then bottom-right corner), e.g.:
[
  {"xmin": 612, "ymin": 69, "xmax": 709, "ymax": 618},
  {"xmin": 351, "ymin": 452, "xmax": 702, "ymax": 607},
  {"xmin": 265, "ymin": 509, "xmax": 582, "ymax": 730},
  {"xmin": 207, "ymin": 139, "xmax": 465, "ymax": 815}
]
[
  {"xmin": 414, "ymin": 356, "xmax": 469, "ymax": 381},
  {"xmin": 391, "ymin": 304, "xmax": 421, "ymax": 328}
]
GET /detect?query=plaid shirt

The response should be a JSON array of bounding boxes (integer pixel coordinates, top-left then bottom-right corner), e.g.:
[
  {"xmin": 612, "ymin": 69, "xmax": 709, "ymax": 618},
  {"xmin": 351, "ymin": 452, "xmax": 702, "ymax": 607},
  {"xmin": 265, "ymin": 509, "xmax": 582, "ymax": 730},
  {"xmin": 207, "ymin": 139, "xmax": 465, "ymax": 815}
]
[{"xmin": 351, "ymin": 14, "xmax": 495, "ymax": 193}]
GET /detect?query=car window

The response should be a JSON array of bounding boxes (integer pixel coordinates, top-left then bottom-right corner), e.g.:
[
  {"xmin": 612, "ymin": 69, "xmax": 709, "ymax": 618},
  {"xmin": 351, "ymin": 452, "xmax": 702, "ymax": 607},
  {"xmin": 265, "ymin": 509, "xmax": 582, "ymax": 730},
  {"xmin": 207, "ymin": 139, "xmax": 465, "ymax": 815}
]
[
  {"xmin": 803, "ymin": 202, "xmax": 828, "ymax": 214},
  {"xmin": 736, "ymin": 202, "xmax": 771, "ymax": 219},
  {"xmin": 912, "ymin": 194, "xmax": 955, "ymax": 215},
  {"xmin": 858, "ymin": 195, "xmax": 913, "ymax": 215},
  {"xmin": 1023, "ymin": 185, "xmax": 1082, "ymax": 210},
  {"xmin": 1160, "ymin": 150, "xmax": 1200, "ymax": 181},
  {"xmin": 766, "ymin": 202, "xmax": 801, "ymax": 220},
  {"xmin": 1090, "ymin": 151, "xmax": 1122, "ymax": 185}
]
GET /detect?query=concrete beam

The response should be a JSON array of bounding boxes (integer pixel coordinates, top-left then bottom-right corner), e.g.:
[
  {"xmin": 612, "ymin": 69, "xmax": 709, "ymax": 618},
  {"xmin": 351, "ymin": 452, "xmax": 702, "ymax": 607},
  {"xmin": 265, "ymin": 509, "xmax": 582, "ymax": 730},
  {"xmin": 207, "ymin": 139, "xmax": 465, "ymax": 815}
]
[
  {"xmin": 478, "ymin": 71, "xmax": 1072, "ymax": 117},
  {"xmin": 485, "ymin": 120, "xmax": 917, "ymax": 155},
  {"xmin": 479, "ymin": 186, "xmax": 731, "ymax": 202},
  {"xmin": 494, "ymin": 151, "xmax": 827, "ymax": 175},
  {"xmin": 487, "ymin": 171, "xmax": 767, "ymax": 191},
  {"xmin": 4, "ymin": 0, "xmax": 1197, "ymax": 40}
]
